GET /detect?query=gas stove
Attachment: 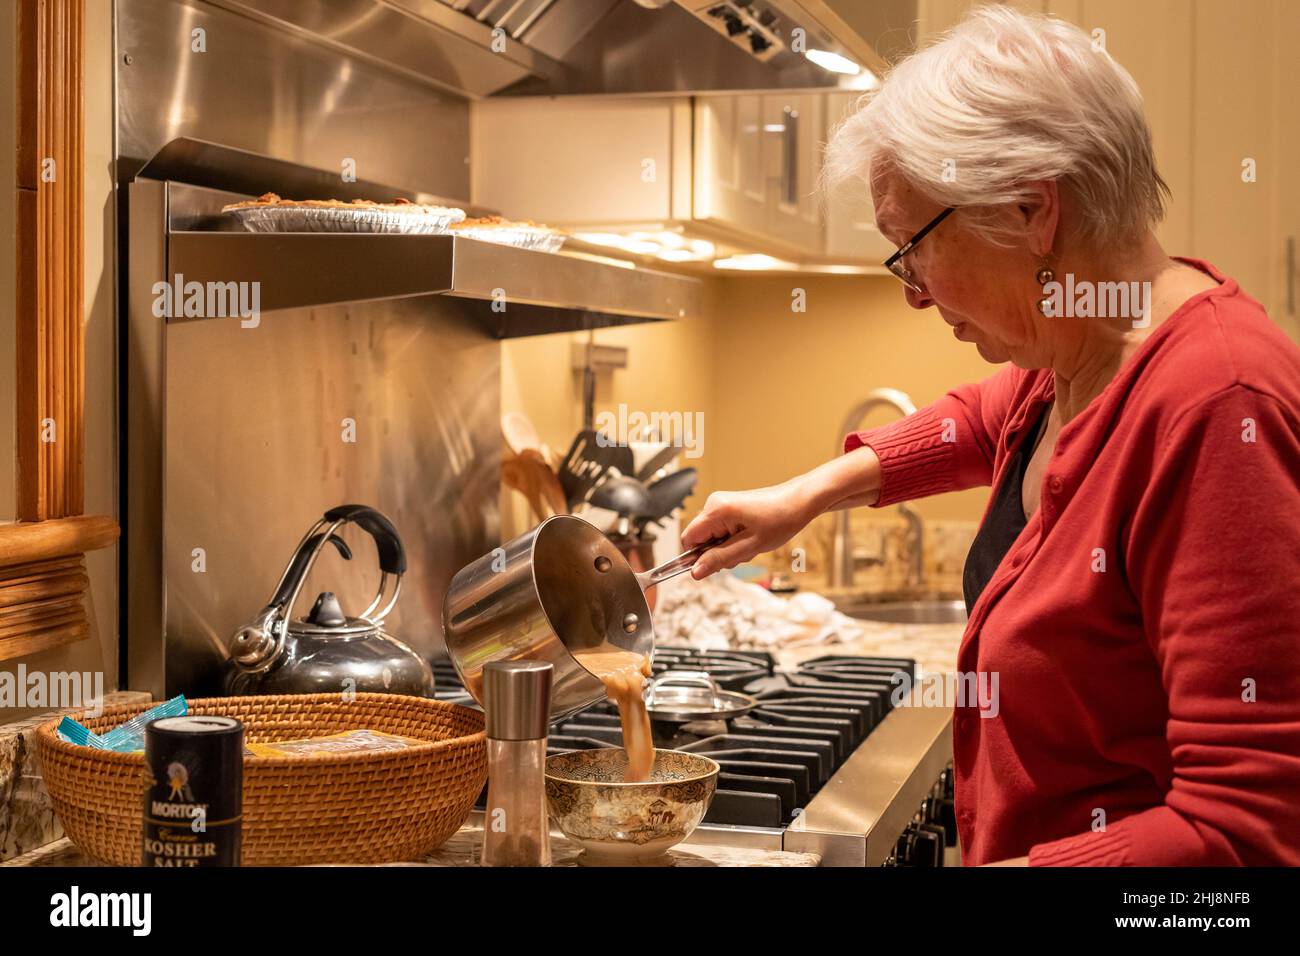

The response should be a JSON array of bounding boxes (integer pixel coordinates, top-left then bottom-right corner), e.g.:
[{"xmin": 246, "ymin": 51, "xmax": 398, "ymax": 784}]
[{"xmin": 433, "ymin": 646, "xmax": 955, "ymax": 866}]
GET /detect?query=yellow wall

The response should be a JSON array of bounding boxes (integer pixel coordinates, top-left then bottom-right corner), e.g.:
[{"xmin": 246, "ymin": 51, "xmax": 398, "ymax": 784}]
[
  {"xmin": 500, "ymin": 281, "xmax": 723, "ymax": 538},
  {"xmin": 706, "ymin": 274, "xmax": 993, "ymax": 522}
]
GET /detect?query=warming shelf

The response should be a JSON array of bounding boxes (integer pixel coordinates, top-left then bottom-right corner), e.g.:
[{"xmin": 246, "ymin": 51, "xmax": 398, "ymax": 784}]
[{"xmin": 164, "ymin": 231, "xmax": 702, "ymax": 337}]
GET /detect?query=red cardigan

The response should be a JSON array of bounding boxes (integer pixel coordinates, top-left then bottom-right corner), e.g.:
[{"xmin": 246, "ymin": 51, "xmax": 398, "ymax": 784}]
[{"xmin": 845, "ymin": 259, "xmax": 1300, "ymax": 866}]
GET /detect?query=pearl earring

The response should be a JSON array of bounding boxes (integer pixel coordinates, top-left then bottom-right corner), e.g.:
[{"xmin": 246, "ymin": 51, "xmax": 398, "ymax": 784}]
[{"xmin": 1036, "ymin": 260, "xmax": 1055, "ymax": 315}]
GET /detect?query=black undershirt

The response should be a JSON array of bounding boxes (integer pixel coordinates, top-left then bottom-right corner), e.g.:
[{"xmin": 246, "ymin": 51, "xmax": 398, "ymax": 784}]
[{"xmin": 962, "ymin": 404, "xmax": 1051, "ymax": 615}]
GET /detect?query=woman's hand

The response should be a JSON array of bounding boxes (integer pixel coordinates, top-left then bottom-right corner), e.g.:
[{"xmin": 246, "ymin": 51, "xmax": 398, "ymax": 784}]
[
  {"xmin": 680, "ymin": 480, "xmax": 820, "ymax": 579},
  {"xmin": 680, "ymin": 446, "xmax": 884, "ymax": 580}
]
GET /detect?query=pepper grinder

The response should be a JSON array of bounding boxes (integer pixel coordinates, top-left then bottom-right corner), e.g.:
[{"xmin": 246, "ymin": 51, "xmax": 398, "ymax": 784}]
[{"xmin": 481, "ymin": 660, "xmax": 553, "ymax": 867}]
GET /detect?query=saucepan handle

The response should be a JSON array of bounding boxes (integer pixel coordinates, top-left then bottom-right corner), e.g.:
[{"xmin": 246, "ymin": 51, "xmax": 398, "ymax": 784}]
[
  {"xmin": 650, "ymin": 671, "xmax": 722, "ymax": 691},
  {"xmin": 646, "ymin": 670, "xmax": 718, "ymax": 697},
  {"xmin": 636, "ymin": 536, "xmax": 729, "ymax": 591}
]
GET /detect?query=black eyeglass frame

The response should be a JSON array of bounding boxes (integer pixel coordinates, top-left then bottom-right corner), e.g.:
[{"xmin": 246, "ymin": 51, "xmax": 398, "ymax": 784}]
[{"xmin": 883, "ymin": 207, "xmax": 956, "ymax": 293}]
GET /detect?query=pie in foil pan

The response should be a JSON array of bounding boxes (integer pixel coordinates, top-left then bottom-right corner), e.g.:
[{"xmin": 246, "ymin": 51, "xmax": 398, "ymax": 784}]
[
  {"xmin": 222, "ymin": 192, "xmax": 466, "ymax": 235},
  {"xmin": 448, "ymin": 215, "xmax": 568, "ymax": 253}
]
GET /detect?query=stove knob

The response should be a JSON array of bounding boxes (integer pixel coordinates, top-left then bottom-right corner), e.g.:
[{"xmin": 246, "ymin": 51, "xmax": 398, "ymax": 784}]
[
  {"xmin": 894, "ymin": 826, "xmax": 918, "ymax": 866},
  {"xmin": 913, "ymin": 823, "xmax": 946, "ymax": 866},
  {"xmin": 919, "ymin": 796, "xmax": 938, "ymax": 824}
]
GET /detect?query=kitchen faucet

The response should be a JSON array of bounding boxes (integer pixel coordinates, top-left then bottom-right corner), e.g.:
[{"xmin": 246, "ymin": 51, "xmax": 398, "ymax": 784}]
[{"xmin": 829, "ymin": 388, "xmax": 926, "ymax": 593}]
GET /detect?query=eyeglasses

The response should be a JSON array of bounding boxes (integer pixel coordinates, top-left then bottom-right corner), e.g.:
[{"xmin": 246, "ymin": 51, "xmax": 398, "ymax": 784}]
[{"xmin": 883, "ymin": 207, "xmax": 955, "ymax": 294}]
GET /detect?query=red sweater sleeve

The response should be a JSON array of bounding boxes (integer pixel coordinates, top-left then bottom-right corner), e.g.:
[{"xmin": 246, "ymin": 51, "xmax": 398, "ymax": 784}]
[
  {"xmin": 1030, "ymin": 385, "xmax": 1300, "ymax": 866},
  {"xmin": 842, "ymin": 365, "xmax": 1021, "ymax": 506}
]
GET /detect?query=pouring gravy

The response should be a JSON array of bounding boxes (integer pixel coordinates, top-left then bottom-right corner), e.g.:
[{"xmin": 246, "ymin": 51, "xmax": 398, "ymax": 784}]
[{"xmin": 572, "ymin": 646, "xmax": 655, "ymax": 782}]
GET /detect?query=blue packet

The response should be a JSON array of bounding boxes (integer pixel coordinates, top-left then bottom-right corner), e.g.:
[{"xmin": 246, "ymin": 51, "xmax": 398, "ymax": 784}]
[
  {"xmin": 57, "ymin": 695, "xmax": 189, "ymax": 752},
  {"xmin": 98, "ymin": 695, "xmax": 188, "ymax": 752},
  {"xmin": 56, "ymin": 715, "xmax": 106, "ymax": 748}
]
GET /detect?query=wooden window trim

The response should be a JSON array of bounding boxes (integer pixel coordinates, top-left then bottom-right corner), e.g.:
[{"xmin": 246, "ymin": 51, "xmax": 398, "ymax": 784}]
[{"xmin": 1, "ymin": 0, "xmax": 118, "ymax": 662}]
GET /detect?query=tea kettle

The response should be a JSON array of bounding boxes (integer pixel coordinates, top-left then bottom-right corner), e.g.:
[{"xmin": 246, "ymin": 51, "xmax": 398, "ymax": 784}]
[{"xmin": 225, "ymin": 505, "xmax": 434, "ymax": 697}]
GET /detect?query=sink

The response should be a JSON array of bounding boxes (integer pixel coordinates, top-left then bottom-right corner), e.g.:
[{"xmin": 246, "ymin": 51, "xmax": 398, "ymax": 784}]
[{"xmin": 836, "ymin": 599, "xmax": 968, "ymax": 625}]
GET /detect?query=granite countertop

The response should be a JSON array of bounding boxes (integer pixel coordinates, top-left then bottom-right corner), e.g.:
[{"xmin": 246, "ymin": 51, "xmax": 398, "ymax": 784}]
[
  {"xmin": 1, "ymin": 690, "xmax": 154, "ymax": 861},
  {"xmin": 773, "ymin": 623, "xmax": 965, "ymax": 677},
  {"xmin": 3, "ymin": 826, "xmax": 819, "ymax": 868}
]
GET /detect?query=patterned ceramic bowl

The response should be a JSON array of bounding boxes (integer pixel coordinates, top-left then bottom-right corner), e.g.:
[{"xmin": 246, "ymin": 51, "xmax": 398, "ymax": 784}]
[{"xmin": 545, "ymin": 749, "xmax": 719, "ymax": 863}]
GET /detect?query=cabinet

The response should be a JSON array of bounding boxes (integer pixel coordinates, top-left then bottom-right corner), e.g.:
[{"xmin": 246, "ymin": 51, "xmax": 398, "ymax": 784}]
[
  {"xmin": 472, "ymin": 96, "xmax": 688, "ymax": 225},
  {"xmin": 476, "ymin": 92, "xmax": 833, "ymax": 260},
  {"xmin": 694, "ymin": 92, "xmax": 826, "ymax": 256},
  {"xmin": 822, "ymin": 91, "xmax": 895, "ymax": 263},
  {"xmin": 1183, "ymin": 0, "xmax": 1298, "ymax": 339},
  {"xmin": 692, "ymin": 94, "xmax": 769, "ymax": 242},
  {"xmin": 1275, "ymin": 1, "xmax": 1300, "ymax": 339},
  {"xmin": 760, "ymin": 92, "xmax": 825, "ymax": 252}
]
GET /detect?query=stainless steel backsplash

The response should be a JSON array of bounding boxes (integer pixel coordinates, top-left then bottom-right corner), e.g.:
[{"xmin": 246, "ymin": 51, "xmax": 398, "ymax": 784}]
[
  {"xmin": 161, "ymin": 298, "xmax": 500, "ymax": 697},
  {"xmin": 118, "ymin": 0, "xmax": 499, "ymax": 697}
]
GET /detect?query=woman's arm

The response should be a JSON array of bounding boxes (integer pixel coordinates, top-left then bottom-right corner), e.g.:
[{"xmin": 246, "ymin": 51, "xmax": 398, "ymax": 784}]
[
  {"xmin": 683, "ymin": 366, "xmax": 1028, "ymax": 577},
  {"xmin": 680, "ymin": 449, "xmax": 882, "ymax": 579},
  {"xmin": 843, "ymin": 364, "xmax": 1026, "ymax": 508},
  {"xmin": 803, "ymin": 444, "xmax": 884, "ymax": 512}
]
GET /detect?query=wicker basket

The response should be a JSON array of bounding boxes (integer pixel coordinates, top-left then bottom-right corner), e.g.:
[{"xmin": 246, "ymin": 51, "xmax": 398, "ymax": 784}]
[{"xmin": 35, "ymin": 693, "xmax": 486, "ymax": 866}]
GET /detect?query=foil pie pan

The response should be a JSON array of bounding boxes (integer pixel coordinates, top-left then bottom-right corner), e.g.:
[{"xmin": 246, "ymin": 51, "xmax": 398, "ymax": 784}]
[
  {"xmin": 449, "ymin": 226, "xmax": 567, "ymax": 253},
  {"xmin": 225, "ymin": 204, "xmax": 466, "ymax": 235}
]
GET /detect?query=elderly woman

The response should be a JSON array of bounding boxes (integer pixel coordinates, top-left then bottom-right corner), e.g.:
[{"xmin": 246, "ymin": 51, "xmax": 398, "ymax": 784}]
[{"xmin": 682, "ymin": 7, "xmax": 1300, "ymax": 866}]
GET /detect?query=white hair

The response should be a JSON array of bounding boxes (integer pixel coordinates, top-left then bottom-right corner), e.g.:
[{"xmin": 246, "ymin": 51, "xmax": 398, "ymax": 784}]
[{"xmin": 823, "ymin": 5, "xmax": 1169, "ymax": 249}]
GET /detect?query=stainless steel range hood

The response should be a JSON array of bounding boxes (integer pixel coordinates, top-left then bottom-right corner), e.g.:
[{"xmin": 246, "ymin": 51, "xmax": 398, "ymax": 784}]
[
  {"xmin": 201, "ymin": 0, "xmax": 575, "ymax": 97},
  {"xmin": 204, "ymin": 0, "xmax": 917, "ymax": 98},
  {"xmin": 672, "ymin": 0, "xmax": 919, "ymax": 75}
]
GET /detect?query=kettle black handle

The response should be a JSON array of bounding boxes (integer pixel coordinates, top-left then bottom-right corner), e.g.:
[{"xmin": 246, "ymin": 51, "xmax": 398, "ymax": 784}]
[
  {"xmin": 268, "ymin": 532, "xmax": 353, "ymax": 610},
  {"xmin": 324, "ymin": 504, "xmax": 407, "ymax": 575},
  {"xmin": 235, "ymin": 506, "xmax": 406, "ymax": 669}
]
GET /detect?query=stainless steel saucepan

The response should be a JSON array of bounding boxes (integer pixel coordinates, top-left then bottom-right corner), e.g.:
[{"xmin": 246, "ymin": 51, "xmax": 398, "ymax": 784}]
[{"xmin": 442, "ymin": 514, "xmax": 722, "ymax": 721}]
